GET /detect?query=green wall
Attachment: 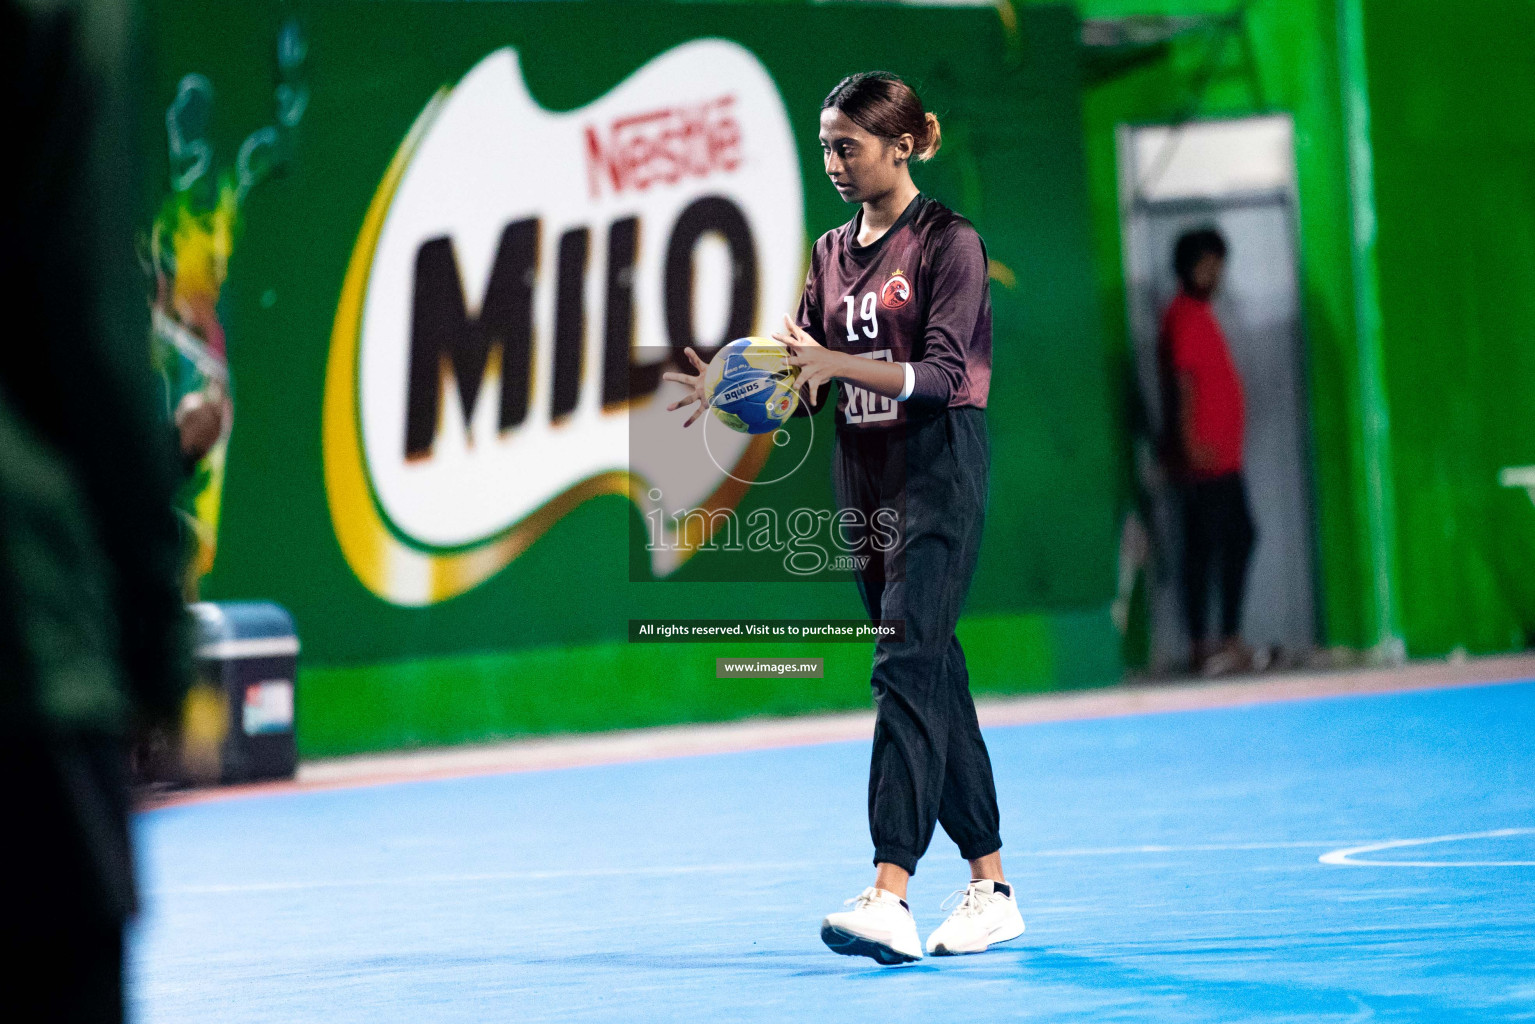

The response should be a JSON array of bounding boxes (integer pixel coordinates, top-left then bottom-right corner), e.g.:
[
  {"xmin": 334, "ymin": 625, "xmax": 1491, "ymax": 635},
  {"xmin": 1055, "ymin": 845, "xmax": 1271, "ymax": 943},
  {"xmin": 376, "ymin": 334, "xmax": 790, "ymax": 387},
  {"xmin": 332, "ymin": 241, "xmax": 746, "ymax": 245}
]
[
  {"xmin": 141, "ymin": 0, "xmax": 1535, "ymax": 756},
  {"xmin": 1024, "ymin": 0, "xmax": 1393, "ymax": 652},
  {"xmin": 1364, "ymin": 0, "xmax": 1535, "ymax": 655},
  {"xmin": 141, "ymin": 0, "xmax": 1535, "ymax": 755},
  {"xmin": 144, "ymin": 1, "xmax": 1125, "ymax": 755},
  {"xmin": 1034, "ymin": 0, "xmax": 1535, "ymax": 660}
]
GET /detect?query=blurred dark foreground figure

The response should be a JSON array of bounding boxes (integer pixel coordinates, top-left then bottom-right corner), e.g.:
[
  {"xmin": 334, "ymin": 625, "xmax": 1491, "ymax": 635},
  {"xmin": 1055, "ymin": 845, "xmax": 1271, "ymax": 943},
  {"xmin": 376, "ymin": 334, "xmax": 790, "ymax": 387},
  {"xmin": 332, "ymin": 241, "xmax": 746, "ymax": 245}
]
[
  {"xmin": 1157, "ymin": 228, "xmax": 1256, "ymax": 677},
  {"xmin": 3, "ymin": 0, "xmax": 191, "ymax": 1019}
]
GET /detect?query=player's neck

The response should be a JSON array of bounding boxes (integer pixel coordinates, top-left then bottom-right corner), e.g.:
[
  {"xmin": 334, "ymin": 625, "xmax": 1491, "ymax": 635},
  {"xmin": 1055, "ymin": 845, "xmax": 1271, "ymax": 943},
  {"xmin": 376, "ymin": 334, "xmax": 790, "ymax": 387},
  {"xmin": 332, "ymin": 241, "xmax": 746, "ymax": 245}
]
[{"xmin": 858, "ymin": 180, "xmax": 919, "ymax": 246}]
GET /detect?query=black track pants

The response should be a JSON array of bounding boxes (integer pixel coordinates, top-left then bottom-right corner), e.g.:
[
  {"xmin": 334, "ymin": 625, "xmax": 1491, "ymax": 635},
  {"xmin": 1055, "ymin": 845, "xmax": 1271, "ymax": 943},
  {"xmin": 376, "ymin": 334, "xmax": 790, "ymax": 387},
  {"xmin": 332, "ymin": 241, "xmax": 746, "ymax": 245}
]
[
  {"xmin": 832, "ymin": 405, "xmax": 1001, "ymax": 875},
  {"xmin": 1180, "ymin": 471, "xmax": 1256, "ymax": 642}
]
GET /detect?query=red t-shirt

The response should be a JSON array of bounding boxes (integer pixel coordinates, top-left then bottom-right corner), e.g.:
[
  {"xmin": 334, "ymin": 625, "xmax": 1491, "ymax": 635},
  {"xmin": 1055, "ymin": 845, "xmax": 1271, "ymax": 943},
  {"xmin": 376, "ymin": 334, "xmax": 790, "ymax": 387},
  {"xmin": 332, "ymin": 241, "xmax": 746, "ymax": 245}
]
[{"xmin": 1159, "ymin": 292, "xmax": 1244, "ymax": 478}]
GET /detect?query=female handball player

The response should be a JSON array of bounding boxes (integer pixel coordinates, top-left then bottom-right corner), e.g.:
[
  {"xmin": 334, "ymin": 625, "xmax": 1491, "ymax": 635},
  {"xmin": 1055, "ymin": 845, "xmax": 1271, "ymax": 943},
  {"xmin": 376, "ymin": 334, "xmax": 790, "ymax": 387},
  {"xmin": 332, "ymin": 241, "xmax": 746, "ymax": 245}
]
[{"xmin": 665, "ymin": 71, "xmax": 1022, "ymax": 966}]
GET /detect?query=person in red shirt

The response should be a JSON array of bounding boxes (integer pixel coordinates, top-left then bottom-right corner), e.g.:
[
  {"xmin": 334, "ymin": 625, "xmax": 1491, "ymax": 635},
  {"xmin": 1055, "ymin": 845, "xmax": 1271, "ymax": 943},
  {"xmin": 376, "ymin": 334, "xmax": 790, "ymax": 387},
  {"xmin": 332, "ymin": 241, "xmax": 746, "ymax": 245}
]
[{"xmin": 1158, "ymin": 228, "xmax": 1256, "ymax": 676}]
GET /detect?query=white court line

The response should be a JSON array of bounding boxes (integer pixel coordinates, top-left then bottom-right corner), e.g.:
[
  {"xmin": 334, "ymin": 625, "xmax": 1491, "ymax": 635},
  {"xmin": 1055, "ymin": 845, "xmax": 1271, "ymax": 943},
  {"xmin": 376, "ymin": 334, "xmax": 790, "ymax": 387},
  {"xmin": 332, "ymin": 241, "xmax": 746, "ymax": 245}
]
[
  {"xmin": 1319, "ymin": 828, "xmax": 1535, "ymax": 867},
  {"xmin": 1013, "ymin": 840, "xmax": 1358, "ymax": 857},
  {"xmin": 152, "ymin": 839, "xmax": 1373, "ymax": 897}
]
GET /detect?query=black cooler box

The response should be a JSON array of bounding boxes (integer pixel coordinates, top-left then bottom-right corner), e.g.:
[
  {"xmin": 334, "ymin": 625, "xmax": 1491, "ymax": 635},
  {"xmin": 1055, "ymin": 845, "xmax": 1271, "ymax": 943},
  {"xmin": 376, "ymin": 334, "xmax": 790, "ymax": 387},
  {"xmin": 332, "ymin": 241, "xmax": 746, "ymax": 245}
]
[{"xmin": 188, "ymin": 601, "xmax": 300, "ymax": 783}]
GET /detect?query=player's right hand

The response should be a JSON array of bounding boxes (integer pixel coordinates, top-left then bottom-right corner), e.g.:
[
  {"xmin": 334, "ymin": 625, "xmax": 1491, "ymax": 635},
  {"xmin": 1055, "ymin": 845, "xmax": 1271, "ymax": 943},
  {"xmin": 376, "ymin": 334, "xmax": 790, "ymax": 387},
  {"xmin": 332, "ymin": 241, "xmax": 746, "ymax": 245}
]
[
  {"xmin": 772, "ymin": 314, "xmax": 832, "ymax": 409},
  {"xmin": 661, "ymin": 346, "xmax": 710, "ymax": 428}
]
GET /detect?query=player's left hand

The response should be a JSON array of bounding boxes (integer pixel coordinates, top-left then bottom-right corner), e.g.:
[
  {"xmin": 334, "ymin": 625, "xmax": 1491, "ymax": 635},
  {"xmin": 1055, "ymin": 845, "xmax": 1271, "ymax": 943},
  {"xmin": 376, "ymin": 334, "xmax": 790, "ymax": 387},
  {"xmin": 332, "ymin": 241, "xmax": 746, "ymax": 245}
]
[{"xmin": 773, "ymin": 314, "xmax": 845, "ymax": 409}]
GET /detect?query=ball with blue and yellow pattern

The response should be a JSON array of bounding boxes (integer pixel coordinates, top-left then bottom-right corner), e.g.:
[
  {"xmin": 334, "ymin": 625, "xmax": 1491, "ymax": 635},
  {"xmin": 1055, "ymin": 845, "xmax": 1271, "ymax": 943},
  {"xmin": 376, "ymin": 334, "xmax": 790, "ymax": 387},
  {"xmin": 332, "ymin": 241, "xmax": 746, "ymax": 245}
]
[{"xmin": 703, "ymin": 337, "xmax": 802, "ymax": 434}]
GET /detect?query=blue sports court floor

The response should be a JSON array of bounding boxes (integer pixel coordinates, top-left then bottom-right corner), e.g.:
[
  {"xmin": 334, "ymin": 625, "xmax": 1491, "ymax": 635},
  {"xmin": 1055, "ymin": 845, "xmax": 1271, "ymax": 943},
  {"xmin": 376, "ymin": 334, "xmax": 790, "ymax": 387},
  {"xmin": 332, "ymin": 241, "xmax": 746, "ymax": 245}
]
[{"xmin": 131, "ymin": 680, "xmax": 1535, "ymax": 1022}]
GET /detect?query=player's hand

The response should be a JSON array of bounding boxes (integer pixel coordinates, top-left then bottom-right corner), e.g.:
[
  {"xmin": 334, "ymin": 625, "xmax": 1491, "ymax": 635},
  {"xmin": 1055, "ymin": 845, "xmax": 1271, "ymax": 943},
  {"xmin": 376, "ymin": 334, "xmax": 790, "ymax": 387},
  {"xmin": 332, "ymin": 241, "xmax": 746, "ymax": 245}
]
[
  {"xmin": 661, "ymin": 346, "xmax": 710, "ymax": 428},
  {"xmin": 772, "ymin": 314, "xmax": 843, "ymax": 409}
]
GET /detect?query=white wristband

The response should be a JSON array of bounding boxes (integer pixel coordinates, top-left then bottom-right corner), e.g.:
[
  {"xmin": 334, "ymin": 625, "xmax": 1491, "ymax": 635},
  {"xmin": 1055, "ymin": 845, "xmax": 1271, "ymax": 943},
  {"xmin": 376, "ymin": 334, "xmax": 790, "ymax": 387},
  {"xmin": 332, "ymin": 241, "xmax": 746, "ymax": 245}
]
[{"xmin": 895, "ymin": 362, "xmax": 915, "ymax": 402}]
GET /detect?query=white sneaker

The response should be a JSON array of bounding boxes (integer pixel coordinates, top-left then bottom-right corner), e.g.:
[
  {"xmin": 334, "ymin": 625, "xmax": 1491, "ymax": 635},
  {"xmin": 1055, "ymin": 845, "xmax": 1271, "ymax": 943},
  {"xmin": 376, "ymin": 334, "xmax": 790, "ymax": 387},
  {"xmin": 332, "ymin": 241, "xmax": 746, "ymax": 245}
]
[
  {"xmin": 820, "ymin": 886, "xmax": 923, "ymax": 965},
  {"xmin": 924, "ymin": 879, "xmax": 1026, "ymax": 955}
]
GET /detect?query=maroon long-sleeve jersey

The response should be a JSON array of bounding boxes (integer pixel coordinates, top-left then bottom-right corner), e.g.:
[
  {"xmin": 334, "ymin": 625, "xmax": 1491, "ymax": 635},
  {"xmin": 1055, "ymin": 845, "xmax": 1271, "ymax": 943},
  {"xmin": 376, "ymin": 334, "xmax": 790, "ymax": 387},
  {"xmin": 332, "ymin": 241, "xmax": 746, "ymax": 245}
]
[{"xmin": 795, "ymin": 193, "xmax": 993, "ymax": 431}]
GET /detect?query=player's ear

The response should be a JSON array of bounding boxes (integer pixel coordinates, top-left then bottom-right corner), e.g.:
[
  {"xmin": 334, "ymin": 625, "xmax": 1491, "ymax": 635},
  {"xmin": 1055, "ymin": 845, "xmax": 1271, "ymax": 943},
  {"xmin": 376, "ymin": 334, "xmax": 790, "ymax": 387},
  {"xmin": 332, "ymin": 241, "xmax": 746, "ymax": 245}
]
[{"xmin": 892, "ymin": 133, "xmax": 915, "ymax": 166}]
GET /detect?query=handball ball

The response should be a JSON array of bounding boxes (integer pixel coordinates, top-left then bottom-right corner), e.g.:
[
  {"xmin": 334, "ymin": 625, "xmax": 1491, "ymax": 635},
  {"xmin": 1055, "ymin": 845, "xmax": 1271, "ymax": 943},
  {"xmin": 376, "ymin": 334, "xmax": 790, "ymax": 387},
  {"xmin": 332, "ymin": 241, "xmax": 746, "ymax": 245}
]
[{"xmin": 703, "ymin": 337, "xmax": 801, "ymax": 434}]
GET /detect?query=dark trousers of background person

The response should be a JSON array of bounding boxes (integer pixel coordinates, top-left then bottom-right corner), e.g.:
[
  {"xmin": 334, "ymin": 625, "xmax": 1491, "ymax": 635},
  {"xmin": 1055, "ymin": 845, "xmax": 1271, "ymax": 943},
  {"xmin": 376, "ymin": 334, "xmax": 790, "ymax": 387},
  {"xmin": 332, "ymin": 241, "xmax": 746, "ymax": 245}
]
[
  {"xmin": 1181, "ymin": 472, "xmax": 1256, "ymax": 649},
  {"xmin": 832, "ymin": 405, "xmax": 1002, "ymax": 875}
]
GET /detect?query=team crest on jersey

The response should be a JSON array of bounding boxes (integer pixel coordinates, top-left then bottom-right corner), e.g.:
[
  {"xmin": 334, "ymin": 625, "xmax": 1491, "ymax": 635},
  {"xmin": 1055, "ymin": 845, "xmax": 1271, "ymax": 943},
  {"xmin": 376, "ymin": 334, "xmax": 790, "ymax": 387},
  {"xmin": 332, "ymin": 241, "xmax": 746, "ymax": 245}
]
[{"xmin": 881, "ymin": 270, "xmax": 911, "ymax": 309}]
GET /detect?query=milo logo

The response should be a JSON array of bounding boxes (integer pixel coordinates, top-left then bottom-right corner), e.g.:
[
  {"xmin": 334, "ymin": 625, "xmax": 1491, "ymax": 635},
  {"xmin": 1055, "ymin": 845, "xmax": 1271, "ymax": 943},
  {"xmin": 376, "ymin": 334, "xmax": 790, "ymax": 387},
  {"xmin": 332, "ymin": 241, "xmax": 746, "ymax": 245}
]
[{"xmin": 324, "ymin": 41, "xmax": 803, "ymax": 605}]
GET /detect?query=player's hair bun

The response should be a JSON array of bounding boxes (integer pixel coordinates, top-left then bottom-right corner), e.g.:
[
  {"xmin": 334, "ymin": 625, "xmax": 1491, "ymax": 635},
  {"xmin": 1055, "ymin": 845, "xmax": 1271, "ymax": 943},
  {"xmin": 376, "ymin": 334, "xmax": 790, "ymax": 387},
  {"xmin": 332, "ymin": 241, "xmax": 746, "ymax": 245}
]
[{"xmin": 918, "ymin": 111, "xmax": 942, "ymax": 162}]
